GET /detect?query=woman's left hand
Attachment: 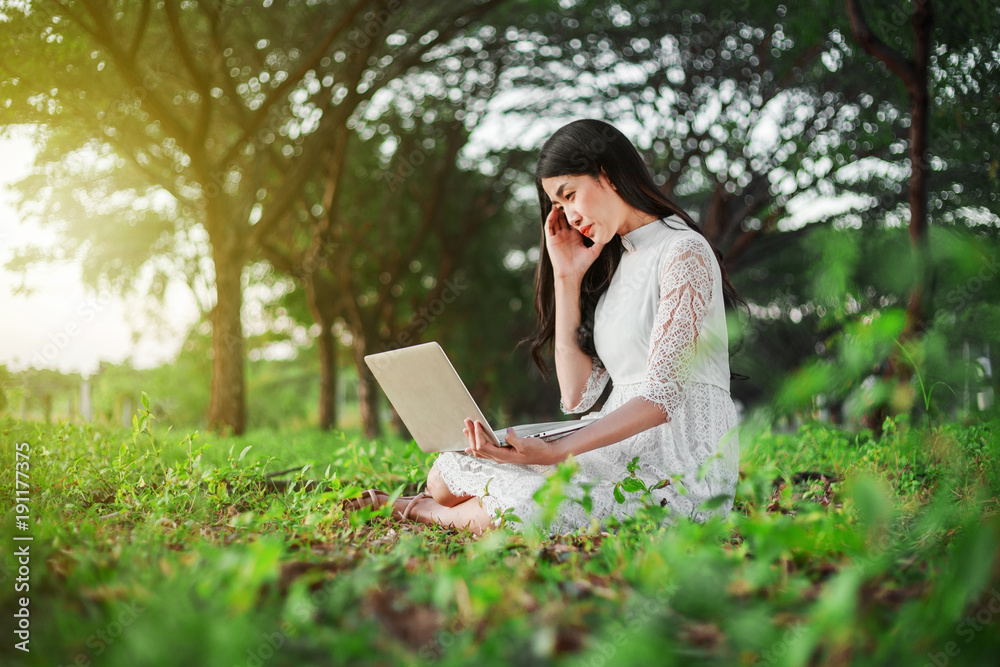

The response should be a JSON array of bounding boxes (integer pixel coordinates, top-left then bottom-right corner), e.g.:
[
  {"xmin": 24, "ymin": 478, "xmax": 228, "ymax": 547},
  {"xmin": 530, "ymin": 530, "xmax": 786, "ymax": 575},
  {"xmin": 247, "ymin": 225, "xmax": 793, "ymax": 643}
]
[{"xmin": 463, "ymin": 419, "xmax": 565, "ymax": 466}]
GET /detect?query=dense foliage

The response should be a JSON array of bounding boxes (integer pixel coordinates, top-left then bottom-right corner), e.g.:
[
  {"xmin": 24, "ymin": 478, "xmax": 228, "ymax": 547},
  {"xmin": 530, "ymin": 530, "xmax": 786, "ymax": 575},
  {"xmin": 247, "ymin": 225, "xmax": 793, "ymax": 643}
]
[
  {"xmin": 4, "ymin": 0, "xmax": 997, "ymax": 434},
  {"xmin": 1, "ymin": 408, "xmax": 998, "ymax": 665},
  {"xmin": 1, "ymin": 3, "xmax": 998, "ymax": 661}
]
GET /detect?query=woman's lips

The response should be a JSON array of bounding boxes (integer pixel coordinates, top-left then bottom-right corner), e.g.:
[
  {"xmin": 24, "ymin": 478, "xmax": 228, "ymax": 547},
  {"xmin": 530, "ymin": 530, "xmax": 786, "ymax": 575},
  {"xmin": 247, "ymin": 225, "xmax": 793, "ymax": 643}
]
[{"xmin": 580, "ymin": 225, "xmax": 593, "ymax": 238}]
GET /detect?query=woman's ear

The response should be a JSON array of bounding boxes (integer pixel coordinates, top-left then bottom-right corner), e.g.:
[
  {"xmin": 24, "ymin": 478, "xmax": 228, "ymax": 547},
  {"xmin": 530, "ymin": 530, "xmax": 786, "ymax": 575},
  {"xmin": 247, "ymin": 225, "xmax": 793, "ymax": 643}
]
[{"xmin": 600, "ymin": 167, "xmax": 617, "ymax": 191}]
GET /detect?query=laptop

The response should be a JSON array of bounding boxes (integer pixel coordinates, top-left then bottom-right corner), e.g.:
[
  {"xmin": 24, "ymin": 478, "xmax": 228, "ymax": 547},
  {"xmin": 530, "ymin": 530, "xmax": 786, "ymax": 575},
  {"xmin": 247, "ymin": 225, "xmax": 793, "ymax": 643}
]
[{"xmin": 364, "ymin": 341, "xmax": 597, "ymax": 453}]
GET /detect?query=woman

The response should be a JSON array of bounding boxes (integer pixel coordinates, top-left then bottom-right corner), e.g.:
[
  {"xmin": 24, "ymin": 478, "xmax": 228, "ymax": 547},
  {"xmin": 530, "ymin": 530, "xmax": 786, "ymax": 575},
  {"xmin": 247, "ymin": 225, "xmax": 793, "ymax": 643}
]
[{"xmin": 351, "ymin": 119, "xmax": 742, "ymax": 534}]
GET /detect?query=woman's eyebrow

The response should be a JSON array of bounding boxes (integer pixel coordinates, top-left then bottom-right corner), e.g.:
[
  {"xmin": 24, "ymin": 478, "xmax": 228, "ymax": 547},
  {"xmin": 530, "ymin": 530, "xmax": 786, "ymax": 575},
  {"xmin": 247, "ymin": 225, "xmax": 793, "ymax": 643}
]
[{"xmin": 554, "ymin": 182, "xmax": 569, "ymax": 200}]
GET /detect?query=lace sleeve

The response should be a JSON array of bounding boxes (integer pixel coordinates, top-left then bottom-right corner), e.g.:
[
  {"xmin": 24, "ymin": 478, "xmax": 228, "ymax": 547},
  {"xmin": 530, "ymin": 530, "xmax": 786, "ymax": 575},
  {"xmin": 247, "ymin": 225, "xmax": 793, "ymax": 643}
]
[
  {"xmin": 559, "ymin": 357, "xmax": 610, "ymax": 414},
  {"xmin": 639, "ymin": 235, "xmax": 714, "ymax": 419}
]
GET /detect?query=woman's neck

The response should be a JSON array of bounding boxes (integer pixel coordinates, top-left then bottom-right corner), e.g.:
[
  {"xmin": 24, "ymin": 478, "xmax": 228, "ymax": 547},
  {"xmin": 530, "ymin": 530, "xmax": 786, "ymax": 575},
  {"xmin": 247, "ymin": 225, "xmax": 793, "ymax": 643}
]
[{"xmin": 618, "ymin": 209, "xmax": 661, "ymax": 236}]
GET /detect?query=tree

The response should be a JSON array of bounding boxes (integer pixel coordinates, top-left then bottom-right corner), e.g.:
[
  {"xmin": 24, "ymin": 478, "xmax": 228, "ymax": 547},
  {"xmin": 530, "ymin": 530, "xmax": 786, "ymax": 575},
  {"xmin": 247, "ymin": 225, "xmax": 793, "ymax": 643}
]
[
  {"xmin": 261, "ymin": 115, "xmax": 526, "ymax": 436},
  {"xmin": 0, "ymin": 364, "xmax": 14, "ymax": 415},
  {"xmin": 460, "ymin": 2, "xmax": 864, "ymax": 256},
  {"xmin": 2, "ymin": 0, "xmax": 507, "ymax": 433},
  {"xmin": 843, "ymin": 0, "xmax": 932, "ymax": 424},
  {"xmin": 479, "ymin": 0, "xmax": 998, "ymax": 421},
  {"xmin": 439, "ymin": 1, "xmax": 883, "ymax": 413},
  {"xmin": 835, "ymin": 0, "xmax": 1000, "ymax": 426},
  {"xmin": 245, "ymin": 4, "xmax": 523, "ymax": 434}
]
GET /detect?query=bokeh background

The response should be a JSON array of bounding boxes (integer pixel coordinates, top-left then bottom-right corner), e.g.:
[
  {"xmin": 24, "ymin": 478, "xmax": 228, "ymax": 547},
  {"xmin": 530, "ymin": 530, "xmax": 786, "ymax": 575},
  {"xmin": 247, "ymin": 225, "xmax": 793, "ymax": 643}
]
[{"xmin": 1, "ymin": 0, "xmax": 997, "ymax": 438}]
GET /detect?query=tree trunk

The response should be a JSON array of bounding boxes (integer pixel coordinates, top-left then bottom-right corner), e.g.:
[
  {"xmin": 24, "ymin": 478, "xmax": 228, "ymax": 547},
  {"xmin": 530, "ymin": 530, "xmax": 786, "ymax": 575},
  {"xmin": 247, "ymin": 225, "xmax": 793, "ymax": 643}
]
[
  {"xmin": 901, "ymin": 0, "xmax": 933, "ymax": 340},
  {"xmin": 208, "ymin": 239, "xmax": 247, "ymax": 435},
  {"xmin": 390, "ymin": 406, "xmax": 411, "ymax": 441},
  {"xmin": 845, "ymin": 0, "xmax": 934, "ymax": 432},
  {"xmin": 352, "ymin": 337, "xmax": 381, "ymax": 439},
  {"xmin": 316, "ymin": 323, "xmax": 338, "ymax": 430},
  {"xmin": 877, "ymin": 4, "xmax": 933, "ymax": 427}
]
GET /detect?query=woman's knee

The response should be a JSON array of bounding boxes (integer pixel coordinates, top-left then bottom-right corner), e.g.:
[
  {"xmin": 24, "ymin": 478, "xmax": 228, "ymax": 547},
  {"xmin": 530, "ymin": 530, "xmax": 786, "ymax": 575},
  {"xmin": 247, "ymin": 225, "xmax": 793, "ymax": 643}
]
[{"xmin": 427, "ymin": 462, "xmax": 471, "ymax": 507}]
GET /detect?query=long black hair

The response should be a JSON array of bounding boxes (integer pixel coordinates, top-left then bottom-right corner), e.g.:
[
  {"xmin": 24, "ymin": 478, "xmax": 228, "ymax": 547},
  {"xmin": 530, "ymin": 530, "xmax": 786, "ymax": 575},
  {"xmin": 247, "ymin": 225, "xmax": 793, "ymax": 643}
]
[{"xmin": 527, "ymin": 118, "xmax": 746, "ymax": 375}]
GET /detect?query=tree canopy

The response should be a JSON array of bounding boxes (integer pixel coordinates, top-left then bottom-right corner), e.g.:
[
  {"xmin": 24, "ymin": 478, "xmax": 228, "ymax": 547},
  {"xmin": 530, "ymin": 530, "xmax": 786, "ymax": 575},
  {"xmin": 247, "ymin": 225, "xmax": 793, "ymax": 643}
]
[{"xmin": 2, "ymin": 0, "xmax": 998, "ymax": 431}]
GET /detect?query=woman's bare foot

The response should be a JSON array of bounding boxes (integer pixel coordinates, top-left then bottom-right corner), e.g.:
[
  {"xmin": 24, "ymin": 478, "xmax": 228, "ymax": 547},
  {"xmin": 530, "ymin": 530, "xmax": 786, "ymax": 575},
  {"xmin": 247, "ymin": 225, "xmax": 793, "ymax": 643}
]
[
  {"xmin": 342, "ymin": 487, "xmax": 494, "ymax": 534},
  {"xmin": 401, "ymin": 494, "xmax": 495, "ymax": 534},
  {"xmin": 342, "ymin": 488, "xmax": 415, "ymax": 517}
]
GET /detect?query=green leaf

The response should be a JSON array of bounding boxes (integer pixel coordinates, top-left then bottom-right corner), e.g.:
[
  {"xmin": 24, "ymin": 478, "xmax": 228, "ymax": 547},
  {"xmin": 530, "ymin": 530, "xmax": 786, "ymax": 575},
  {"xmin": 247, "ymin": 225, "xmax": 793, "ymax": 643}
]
[
  {"xmin": 850, "ymin": 476, "xmax": 893, "ymax": 533},
  {"xmin": 626, "ymin": 456, "xmax": 640, "ymax": 475},
  {"xmin": 621, "ymin": 477, "xmax": 646, "ymax": 494},
  {"xmin": 613, "ymin": 484, "xmax": 625, "ymax": 504},
  {"xmin": 698, "ymin": 494, "xmax": 732, "ymax": 512},
  {"xmin": 238, "ymin": 445, "xmax": 252, "ymax": 462}
]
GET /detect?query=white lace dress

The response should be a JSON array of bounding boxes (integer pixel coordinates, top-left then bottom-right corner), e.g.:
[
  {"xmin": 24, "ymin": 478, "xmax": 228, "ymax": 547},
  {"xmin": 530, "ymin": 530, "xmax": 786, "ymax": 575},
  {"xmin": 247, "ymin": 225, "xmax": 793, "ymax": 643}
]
[{"xmin": 434, "ymin": 217, "xmax": 740, "ymax": 533}]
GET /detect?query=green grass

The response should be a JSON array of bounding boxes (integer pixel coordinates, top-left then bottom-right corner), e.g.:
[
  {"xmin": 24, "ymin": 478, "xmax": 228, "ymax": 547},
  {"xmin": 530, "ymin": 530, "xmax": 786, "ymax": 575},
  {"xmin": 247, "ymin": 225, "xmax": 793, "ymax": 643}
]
[{"xmin": 1, "ymin": 407, "xmax": 998, "ymax": 666}]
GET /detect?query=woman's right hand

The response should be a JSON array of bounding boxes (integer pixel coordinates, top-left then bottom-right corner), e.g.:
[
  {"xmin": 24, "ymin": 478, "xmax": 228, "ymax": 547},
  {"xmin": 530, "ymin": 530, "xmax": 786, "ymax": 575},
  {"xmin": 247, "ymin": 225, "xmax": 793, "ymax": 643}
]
[{"xmin": 545, "ymin": 205, "xmax": 605, "ymax": 282}]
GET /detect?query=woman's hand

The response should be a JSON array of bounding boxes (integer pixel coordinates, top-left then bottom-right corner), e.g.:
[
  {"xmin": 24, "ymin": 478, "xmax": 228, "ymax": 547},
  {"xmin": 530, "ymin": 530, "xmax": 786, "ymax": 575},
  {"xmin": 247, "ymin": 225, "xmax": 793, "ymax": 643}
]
[
  {"xmin": 463, "ymin": 419, "xmax": 565, "ymax": 466},
  {"xmin": 545, "ymin": 205, "xmax": 604, "ymax": 281}
]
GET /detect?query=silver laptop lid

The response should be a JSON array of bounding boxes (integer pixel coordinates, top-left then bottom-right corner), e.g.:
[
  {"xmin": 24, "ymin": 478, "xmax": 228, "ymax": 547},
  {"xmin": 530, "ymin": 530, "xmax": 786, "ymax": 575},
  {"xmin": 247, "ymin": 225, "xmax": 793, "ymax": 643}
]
[{"xmin": 364, "ymin": 341, "xmax": 498, "ymax": 452}]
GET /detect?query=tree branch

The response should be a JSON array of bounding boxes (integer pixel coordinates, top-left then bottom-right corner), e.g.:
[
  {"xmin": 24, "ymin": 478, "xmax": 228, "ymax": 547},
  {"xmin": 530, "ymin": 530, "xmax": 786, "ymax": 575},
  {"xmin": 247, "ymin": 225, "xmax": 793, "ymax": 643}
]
[
  {"xmin": 198, "ymin": 1, "xmax": 254, "ymax": 133},
  {"xmin": 222, "ymin": 0, "xmax": 371, "ymax": 165},
  {"xmin": 259, "ymin": 239, "xmax": 298, "ymax": 276},
  {"xmin": 164, "ymin": 0, "xmax": 213, "ymax": 146},
  {"xmin": 379, "ymin": 123, "xmax": 465, "ymax": 308},
  {"xmin": 129, "ymin": 0, "xmax": 152, "ymax": 60},
  {"xmin": 844, "ymin": 0, "xmax": 917, "ymax": 86},
  {"xmin": 73, "ymin": 0, "xmax": 196, "ymax": 158}
]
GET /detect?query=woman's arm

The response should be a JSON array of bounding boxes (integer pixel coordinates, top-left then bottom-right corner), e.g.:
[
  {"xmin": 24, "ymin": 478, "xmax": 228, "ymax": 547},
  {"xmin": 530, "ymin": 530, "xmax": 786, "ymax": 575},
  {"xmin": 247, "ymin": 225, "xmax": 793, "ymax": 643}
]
[
  {"xmin": 545, "ymin": 205, "xmax": 607, "ymax": 411},
  {"xmin": 465, "ymin": 234, "xmax": 715, "ymax": 466},
  {"xmin": 465, "ymin": 396, "xmax": 667, "ymax": 465},
  {"xmin": 549, "ymin": 396, "xmax": 665, "ymax": 460},
  {"xmin": 553, "ymin": 276, "xmax": 600, "ymax": 411},
  {"xmin": 463, "ymin": 398, "xmax": 663, "ymax": 466}
]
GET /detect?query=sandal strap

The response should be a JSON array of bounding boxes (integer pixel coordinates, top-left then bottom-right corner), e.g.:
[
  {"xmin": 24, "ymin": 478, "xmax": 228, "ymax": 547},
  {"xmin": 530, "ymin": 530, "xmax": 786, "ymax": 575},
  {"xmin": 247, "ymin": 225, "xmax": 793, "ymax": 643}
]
[
  {"xmin": 401, "ymin": 492, "xmax": 430, "ymax": 520},
  {"xmin": 343, "ymin": 488, "xmax": 383, "ymax": 512}
]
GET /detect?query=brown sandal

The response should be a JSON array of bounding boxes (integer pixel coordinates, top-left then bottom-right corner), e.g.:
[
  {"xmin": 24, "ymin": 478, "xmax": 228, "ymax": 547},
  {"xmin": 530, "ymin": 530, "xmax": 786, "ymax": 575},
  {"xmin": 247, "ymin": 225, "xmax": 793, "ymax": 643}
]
[
  {"xmin": 342, "ymin": 489, "xmax": 430, "ymax": 521},
  {"xmin": 341, "ymin": 488, "xmax": 386, "ymax": 512},
  {"xmin": 401, "ymin": 492, "xmax": 431, "ymax": 521}
]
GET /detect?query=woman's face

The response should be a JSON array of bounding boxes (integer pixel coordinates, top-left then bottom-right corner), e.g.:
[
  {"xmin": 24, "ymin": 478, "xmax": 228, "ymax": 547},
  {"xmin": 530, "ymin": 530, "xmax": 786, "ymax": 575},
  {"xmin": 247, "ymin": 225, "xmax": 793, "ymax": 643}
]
[{"xmin": 541, "ymin": 172, "xmax": 627, "ymax": 245}]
